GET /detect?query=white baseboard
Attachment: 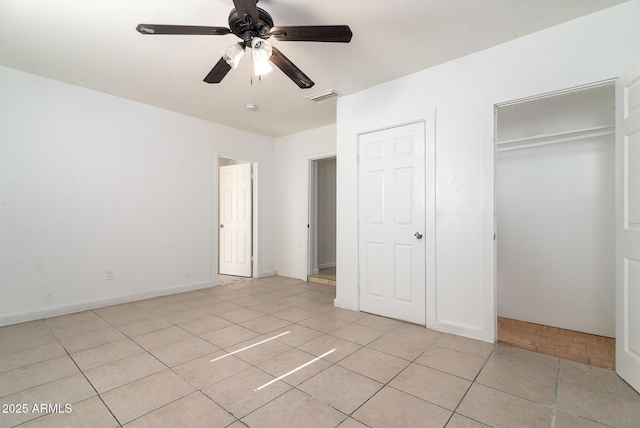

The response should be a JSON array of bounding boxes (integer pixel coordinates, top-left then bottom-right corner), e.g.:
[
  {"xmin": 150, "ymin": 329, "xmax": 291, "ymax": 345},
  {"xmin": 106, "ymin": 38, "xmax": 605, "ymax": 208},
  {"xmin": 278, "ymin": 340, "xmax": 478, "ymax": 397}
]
[
  {"xmin": 318, "ymin": 262, "xmax": 336, "ymax": 270},
  {"xmin": 0, "ymin": 280, "xmax": 217, "ymax": 327},
  {"xmin": 334, "ymin": 298, "xmax": 357, "ymax": 311},
  {"xmin": 258, "ymin": 270, "xmax": 277, "ymax": 278},
  {"xmin": 427, "ymin": 320, "xmax": 494, "ymax": 344}
]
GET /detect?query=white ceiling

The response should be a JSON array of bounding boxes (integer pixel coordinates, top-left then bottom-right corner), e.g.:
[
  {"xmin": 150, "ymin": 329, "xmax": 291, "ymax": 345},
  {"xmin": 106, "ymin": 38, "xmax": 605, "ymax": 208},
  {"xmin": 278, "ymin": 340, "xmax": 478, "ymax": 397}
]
[{"xmin": 0, "ymin": 0, "xmax": 628, "ymax": 137}]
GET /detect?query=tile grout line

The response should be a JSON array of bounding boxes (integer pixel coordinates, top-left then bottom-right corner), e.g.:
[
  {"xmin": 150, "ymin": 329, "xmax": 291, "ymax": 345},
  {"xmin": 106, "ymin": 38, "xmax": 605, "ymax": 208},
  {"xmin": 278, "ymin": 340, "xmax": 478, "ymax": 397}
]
[
  {"xmin": 231, "ymin": 315, "xmax": 387, "ymax": 426},
  {"xmin": 342, "ymin": 332, "xmax": 459, "ymax": 426},
  {"xmin": 442, "ymin": 342, "xmax": 498, "ymax": 427},
  {"xmin": 13, "ymin": 282, "xmax": 626, "ymax": 427},
  {"xmin": 1, "ymin": 280, "xmax": 337, "ymax": 427},
  {"xmin": 549, "ymin": 358, "xmax": 561, "ymax": 428},
  {"xmin": 170, "ymin": 291, "xmax": 356, "ymax": 426},
  {"xmin": 95, "ymin": 279, "xmax": 298, "ymax": 426},
  {"xmin": 43, "ymin": 312, "xmax": 125, "ymax": 428},
  {"xmin": 76, "ymin": 306, "xmax": 246, "ymax": 427}
]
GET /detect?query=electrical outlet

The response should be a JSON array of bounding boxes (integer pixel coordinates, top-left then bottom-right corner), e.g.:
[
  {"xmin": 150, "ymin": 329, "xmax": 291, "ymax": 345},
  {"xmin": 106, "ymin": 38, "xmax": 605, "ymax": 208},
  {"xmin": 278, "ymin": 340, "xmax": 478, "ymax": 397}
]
[{"xmin": 106, "ymin": 269, "xmax": 114, "ymax": 280}]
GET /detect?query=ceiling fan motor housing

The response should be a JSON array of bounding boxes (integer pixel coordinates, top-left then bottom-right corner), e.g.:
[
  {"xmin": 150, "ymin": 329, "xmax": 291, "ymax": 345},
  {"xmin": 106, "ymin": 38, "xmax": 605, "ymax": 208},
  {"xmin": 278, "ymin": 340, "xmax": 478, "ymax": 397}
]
[{"xmin": 228, "ymin": 7, "xmax": 274, "ymax": 46}]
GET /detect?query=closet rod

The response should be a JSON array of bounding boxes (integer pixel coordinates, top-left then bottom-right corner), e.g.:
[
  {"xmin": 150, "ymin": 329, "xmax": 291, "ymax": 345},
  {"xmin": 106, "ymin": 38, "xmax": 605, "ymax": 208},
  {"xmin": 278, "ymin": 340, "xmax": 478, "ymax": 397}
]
[{"xmin": 496, "ymin": 125, "xmax": 614, "ymax": 152}]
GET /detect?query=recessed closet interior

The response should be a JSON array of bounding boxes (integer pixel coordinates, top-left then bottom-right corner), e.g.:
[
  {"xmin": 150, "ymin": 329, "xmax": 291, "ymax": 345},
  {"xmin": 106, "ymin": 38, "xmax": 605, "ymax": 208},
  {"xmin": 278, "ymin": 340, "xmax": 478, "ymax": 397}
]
[
  {"xmin": 496, "ymin": 83, "xmax": 615, "ymax": 338},
  {"xmin": 316, "ymin": 157, "xmax": 336, "ymax": 272},
  {"xmin": 308, "ymin": 157, "xmax": 337, "ymax": 281}
]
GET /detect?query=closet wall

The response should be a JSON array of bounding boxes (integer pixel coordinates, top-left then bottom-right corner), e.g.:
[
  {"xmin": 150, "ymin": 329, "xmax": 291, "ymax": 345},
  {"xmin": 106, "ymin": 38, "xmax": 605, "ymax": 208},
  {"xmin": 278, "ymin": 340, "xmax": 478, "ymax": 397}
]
[
  {"xmin": 496, "ymin": 84, "xmax": 616, "ymax": 337},
  {"xmin": 317, "ymin": 157, "xmax": 337, "ymax": 270}
]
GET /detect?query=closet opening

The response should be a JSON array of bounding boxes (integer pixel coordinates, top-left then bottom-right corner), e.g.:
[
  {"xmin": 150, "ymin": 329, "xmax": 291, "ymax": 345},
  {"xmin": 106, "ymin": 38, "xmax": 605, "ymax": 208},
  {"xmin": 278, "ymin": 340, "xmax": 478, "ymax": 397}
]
[
  {"xmin": 307, "ymin": 156, "xmax": 337, "ymax": 286},
  {"xmin": 495, "ymin": 82, "xmax": 616, "ymax": 368}
]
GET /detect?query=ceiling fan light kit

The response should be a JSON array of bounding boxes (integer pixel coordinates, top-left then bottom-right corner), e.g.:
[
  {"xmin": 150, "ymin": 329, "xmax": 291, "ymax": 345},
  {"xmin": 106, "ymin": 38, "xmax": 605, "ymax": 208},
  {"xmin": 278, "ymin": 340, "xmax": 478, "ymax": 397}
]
[
  {"xmin": 250, "ymin": 37, "xmax": 273, "ymax": 76},
  {"xmin": 136, "ymin": 0, "xmax": 352, "ymax": 89},
  {"xmin": 222, "ymin": 42, "xmax": 245, "ymax": 69}
]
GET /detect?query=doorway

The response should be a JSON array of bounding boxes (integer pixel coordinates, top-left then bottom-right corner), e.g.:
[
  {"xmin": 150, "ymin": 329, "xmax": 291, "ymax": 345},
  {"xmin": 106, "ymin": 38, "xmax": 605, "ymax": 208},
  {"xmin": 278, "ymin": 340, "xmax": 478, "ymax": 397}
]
[
  {"xmin": 495, "ymin": 83, "xmax": 616, "ymax": 366},
  {"xmin": 219, "ymin": 157, "xmax": 253, "ymax": 278},
  {"xmin": 307, "ymin": 156, "xmax": 337, "ymax": 286}
]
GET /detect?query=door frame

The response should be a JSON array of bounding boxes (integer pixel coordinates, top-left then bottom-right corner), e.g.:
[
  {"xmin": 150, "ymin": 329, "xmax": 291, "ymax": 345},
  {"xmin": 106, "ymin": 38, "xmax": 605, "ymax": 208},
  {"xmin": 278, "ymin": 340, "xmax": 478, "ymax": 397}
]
[
  {"xmin": 493, "ymin": 81, "xmax": 616, "ymax": 335},
  {"xmin": 214, "ymin": 151, "xmax": 260, "ymax": 280},
  {"xmin": 307, "ymin": 153, "xmax": 337, "ymax": 278},
  {"xmin": 355, "ymin": 116, "xmax": 436, "ymax": 325},
  {"xmin": 482, "ymin": 79, "xmax": 617, "ymax": 343}
]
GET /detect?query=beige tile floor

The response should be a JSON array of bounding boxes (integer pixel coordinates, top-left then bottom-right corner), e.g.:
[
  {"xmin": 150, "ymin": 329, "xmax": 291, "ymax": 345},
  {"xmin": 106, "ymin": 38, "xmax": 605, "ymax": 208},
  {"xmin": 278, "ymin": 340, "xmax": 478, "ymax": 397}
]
[
  {"xmin": 1, "ymin": 275, "xmax": 639, "ymax": 427},
  {"xmin": 308, "ymin": 267, "xmax": 337, "ymax": 286}
]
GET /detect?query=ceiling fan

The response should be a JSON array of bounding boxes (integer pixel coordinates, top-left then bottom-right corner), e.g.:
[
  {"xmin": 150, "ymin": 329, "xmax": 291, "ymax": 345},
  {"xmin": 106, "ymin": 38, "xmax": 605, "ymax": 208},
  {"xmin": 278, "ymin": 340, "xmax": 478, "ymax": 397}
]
[{"xmin": 136, "ymin": 0, "xmax": 353, "ymax": 89}]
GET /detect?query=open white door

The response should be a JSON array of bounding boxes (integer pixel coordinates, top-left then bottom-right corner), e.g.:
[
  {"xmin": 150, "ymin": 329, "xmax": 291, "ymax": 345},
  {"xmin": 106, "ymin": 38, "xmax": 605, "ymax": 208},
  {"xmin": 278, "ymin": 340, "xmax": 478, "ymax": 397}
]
[
  {"xmin": 358, "ymin": 122, "xmax": 426, "ymax": 325},
  {"xmin": 616, "ymin": 63, "xmax": 640, "ymax": 393},
  {"xmin": 219, "ymin": 163, "xmax": 252, "ymax": 277}
]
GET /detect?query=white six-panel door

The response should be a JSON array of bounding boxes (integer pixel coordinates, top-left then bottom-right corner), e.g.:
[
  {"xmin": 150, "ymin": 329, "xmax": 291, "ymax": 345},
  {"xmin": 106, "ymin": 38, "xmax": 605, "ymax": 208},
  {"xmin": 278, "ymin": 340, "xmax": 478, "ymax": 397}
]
[
  {"xmin": 219, "ymin": 163, "xmax": 252, "ymax": 277},
  {"xmin": 616, "ymin": 64, "xmax": 640, "ymax": 393},
  {"xmin": 358, "ymin": 122, "xmax": 426, "ymax": 325}
]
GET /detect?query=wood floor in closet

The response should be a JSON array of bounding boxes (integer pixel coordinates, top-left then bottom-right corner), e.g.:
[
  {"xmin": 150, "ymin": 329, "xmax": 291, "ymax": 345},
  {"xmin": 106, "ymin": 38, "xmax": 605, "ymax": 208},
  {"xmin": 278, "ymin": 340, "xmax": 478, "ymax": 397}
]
[{"xmin": 498, "ymin": 317, "xmax": 615, "ymax": 369}]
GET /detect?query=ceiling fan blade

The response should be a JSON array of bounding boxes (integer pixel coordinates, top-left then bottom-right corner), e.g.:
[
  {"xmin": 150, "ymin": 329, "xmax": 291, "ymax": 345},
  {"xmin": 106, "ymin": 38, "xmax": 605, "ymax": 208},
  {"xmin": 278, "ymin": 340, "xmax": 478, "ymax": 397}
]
[
  {"xmin": 269, "ymin": 47, "xmax": 314, "ymax": 89},
  {"xmin": 232, "ymin": 0, "xmax": 259, "ymax": 25},
  {"xmin": 136, "ymin": 24, "xmax": 230, "ymax": 36},
  {"xmin": 203, "ymin": 57, "xmax": 232, "ymax": 84},
  {"xmin": 269, "ymin": 25, "xmax": 352, "ymax": 43}
]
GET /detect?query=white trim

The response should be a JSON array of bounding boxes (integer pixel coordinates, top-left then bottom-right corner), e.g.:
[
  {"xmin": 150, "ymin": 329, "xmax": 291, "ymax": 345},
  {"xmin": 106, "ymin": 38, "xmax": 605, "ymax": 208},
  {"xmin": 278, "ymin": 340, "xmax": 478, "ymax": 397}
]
[
  {"xmin": 308, "ymin": 159, "xmax": 318, "ymax": 276},
  {"xmin": 481, "ymin": 105, "xmax": 498, "ymax": 343},
  {"xmin": 216, "ymin": 152, "xmax": 261, "ymax": 279},
  {"xmin": 495, "ymin": 79, "xmax": 615, "ymax": 108},
  {"xmin": 259, "ymin": 270, "xmax": 277, "ymax": 278},
  {"xmin": 496, "ymin": 125, "xmax": 614, "ymax": 152},
  {"xmin": 318, "ymin": 262, "xmax": 336, "ymax": 270},
  {"xmin": 0, "ymin": 280, "xmax": 217, "ymax": 327},
  {"xmin": 424, "ymin": 113, "xmax": 437, "ymax": 330},
  {"xmin": 356, "ymin": 115, "xmax": 436, "ymax": 327},
  {"xmin": 306, "ymin": 152, "xmax": 337, "ymax": 280},
  {"xmin": 483, "ymin": 79, "xmax": 620, "ymax": 344},
  {"xmin": 252, "ymin": 161, "xmax": 260, "ymax": 278},
  {"xmin": 333, "ymin": 298, "xmax": 357, "ymax": 311},
  {"xmin": 212, "ymin": 149, "xmax": 220, "ymax": 286}
]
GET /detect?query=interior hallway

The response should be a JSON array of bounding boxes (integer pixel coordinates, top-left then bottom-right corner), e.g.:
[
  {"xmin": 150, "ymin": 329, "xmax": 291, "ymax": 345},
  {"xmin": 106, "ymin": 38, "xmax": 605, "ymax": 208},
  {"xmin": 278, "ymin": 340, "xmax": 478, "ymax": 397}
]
[{"xmin": 1, "ymin": 275, "xmax": 638, "ymax": 427}]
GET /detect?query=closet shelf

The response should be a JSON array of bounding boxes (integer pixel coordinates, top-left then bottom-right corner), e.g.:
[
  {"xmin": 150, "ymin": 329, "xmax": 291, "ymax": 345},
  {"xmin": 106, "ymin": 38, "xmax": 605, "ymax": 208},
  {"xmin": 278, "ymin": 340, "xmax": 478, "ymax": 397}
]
[{"xmin": 497, "ymin": 125, "xmax": 614, "ymax": 152}]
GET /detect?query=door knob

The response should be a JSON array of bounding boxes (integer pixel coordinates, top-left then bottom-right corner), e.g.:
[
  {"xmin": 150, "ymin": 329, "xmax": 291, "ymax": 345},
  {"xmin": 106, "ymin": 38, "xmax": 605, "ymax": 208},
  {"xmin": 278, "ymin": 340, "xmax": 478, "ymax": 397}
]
[
  {"xmin": 220, "ymin": 224, "xmax": 224, "ymax": 228},
  {"xmin": 414, "ymin": 232, "xmax": 423, "ymax": 239}
]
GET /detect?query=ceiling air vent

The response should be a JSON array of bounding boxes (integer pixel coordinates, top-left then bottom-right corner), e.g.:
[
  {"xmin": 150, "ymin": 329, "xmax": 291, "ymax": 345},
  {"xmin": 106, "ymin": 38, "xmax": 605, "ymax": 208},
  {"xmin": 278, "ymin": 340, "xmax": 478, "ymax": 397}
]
[{"xmin": 306, "ymin": 89, "xmax": 339, "ymax": 103}]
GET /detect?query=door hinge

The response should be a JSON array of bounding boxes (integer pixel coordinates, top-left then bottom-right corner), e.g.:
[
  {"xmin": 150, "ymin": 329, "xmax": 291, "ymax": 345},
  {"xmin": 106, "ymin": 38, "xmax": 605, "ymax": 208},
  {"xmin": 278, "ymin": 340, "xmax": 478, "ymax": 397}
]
[{"xmin": 494, "ymin": 233, "xmax": 496, "ymax": 240}]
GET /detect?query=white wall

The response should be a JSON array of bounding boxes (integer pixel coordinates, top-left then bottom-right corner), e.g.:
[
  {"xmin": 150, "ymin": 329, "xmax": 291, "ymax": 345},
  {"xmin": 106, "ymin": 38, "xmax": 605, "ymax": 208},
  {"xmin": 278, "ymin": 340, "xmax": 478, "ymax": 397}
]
[
  {"xmin": 497, "ymin": 85, "xmax": 615, "ymax": 337},
  {"xmin": 317, "ymin": 158, "xmax": 336, "ymax": 269},
  {"xmin": 275, "ymin": 125, "xmax": 336, "ymax": 280},
  {"xmin": 0, "ymin": 66, "xmax": 275, "ymax": 326},
  {"xmin": 497, "ymin": 136, "xmax": 615, "ymax": 336},
  {"xmin": 336, "ymin": 1, "xmax": 640, "ymax": 342}
]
